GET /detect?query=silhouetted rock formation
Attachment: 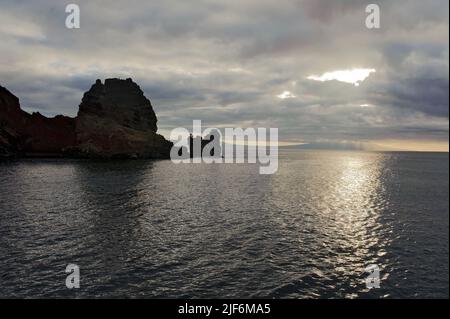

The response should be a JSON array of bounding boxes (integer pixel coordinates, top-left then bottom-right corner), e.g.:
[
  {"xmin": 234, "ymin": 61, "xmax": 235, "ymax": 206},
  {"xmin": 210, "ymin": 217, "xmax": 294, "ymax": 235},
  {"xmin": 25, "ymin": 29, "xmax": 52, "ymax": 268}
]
[{"xmin": 0, "ymin": 78, "xmax": 172, "ymax": 159}]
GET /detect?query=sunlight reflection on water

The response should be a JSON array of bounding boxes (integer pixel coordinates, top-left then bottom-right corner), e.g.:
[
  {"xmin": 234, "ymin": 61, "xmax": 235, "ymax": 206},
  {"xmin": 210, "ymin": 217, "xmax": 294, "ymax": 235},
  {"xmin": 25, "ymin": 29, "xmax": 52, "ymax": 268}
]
[{"xmin": 0, "ymin": 151, "xmax": 448, "ymax": 298}]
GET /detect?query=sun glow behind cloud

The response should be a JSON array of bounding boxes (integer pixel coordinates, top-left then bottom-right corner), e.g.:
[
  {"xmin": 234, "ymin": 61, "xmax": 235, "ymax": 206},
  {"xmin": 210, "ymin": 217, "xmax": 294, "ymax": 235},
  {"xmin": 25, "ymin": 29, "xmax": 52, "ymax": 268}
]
[
  {"xmin": 307, "ymin": 68, "xmax": 376, "ymax": 86},
  {"xmin": 277, "ymin": 91, "xmax": 296, "ymax": 99}
]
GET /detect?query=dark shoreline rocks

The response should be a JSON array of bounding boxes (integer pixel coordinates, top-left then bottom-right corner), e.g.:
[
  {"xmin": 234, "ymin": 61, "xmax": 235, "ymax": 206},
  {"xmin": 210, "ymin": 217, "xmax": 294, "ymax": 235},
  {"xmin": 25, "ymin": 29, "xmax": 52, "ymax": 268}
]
[{"xmin": 0, "ymin": 78, "xmax": 172, "ymax": 159}]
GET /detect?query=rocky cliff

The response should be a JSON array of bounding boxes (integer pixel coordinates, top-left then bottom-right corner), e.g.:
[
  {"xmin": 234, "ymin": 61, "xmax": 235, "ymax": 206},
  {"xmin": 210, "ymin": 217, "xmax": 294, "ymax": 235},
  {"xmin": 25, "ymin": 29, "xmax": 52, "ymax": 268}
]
[{"xmin": 0, "ymin": 78, "xmax": 172, "ymax": 159}]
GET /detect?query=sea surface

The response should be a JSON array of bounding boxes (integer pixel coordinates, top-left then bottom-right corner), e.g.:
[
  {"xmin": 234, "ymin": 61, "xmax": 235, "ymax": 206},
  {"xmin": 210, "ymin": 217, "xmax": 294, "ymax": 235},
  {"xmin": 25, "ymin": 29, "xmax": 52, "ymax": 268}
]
[{"xmin": 0, "ymin": 151, "xmax": 448, "ymax": 298}]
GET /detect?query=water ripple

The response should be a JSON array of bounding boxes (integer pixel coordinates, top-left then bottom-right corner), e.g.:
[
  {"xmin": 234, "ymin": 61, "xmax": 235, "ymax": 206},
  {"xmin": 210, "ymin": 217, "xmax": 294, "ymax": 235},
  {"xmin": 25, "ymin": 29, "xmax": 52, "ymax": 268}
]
[{"xmin": 0, "ymin": 151, "xmax": 448, "ymax": 298}]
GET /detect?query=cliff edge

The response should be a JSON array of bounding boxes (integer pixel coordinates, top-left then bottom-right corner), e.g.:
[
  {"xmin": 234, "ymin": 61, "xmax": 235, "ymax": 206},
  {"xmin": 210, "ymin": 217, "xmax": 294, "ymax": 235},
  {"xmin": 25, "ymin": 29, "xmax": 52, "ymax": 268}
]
[{"xmin": 0, "ymin": 78, "xmax": 172, "ymax": 159}]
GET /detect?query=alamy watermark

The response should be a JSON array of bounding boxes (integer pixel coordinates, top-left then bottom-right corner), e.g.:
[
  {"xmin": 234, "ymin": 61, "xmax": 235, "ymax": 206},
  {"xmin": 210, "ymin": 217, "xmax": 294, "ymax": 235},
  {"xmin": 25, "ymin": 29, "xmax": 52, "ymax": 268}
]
[
  {"xmin": 170, "ymin": 120, "xmax": 278, "ymax": 174},
  {"xmin": 65, "ymin": 3, "xmax": 380, "ymax": 30},
  {"xmin": 365, "ymin": 4, "xmax": 381, "ymax": 29},
  {"xmin": 365, "ymin": 264, "xmax": 381, "ymax": 289},
  {"xmin": 65, "ymin": 4, "xmax": 80, "ymax": 29},
  {"xmin": 65, "ymin": 263, "xmax": 80, "ymax": 289}
]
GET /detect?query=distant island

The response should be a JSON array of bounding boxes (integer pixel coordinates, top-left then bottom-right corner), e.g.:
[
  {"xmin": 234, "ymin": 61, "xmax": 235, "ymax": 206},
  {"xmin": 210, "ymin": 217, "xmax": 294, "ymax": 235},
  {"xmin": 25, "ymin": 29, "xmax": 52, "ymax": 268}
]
[{"xmin": 0, "ymin": 78, "xmax": 172, "ymax": 159}]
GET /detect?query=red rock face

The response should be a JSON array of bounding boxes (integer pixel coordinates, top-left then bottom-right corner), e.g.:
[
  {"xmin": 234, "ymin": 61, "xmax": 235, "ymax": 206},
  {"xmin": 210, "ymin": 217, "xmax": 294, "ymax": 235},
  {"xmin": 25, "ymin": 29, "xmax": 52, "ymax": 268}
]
[
  {"xmin": 21, "ymin": 113, "xmax": 77, "ymax": 155},
  {"xmin": 0, "ymin": 86, "xmax": 77, "ymax": 157},
  {"xmin": 0, "ymin": 78, "xmax": 172, "ymax": 158}
]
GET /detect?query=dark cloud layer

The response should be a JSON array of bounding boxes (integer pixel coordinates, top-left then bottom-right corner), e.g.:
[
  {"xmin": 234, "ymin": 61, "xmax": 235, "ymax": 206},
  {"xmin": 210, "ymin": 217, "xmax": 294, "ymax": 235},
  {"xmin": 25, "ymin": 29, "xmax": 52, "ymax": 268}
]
[{"xmin": 0, "ymin": 0, "xmax": 448, "ymax": 150}]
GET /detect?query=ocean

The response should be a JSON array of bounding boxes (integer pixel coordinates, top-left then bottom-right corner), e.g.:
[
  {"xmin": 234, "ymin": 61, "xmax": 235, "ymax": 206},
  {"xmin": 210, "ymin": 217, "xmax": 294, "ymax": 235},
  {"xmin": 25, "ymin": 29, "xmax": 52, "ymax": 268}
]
[{"xmin": 0, "ymin": 151, "xmax": 448, "ymax": 298}]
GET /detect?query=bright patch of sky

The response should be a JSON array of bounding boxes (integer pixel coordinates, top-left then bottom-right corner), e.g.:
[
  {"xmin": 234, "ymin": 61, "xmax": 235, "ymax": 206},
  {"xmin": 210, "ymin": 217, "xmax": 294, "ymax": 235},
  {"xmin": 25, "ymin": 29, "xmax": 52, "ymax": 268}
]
[
  {"xmin": 307, "ymin": 68, "xmax": 376, "ymax": 86},
  {"xmin": 277, "ymin": 91, "xmax": 296, "ymax": 99}
]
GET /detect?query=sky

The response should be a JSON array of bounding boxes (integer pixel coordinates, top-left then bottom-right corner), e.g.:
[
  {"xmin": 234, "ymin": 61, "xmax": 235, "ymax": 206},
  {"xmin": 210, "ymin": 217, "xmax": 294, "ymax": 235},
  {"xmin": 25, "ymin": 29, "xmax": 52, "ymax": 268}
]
[{"xmin": 0, "ymin": 0, "xmax": 448, "ymax": 151}]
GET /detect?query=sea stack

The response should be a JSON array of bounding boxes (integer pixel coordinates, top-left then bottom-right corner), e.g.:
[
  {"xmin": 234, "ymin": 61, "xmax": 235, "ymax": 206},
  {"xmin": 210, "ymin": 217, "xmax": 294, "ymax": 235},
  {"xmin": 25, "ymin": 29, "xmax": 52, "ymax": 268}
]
[{"xmin": 0, "ymin": 78, "xmax": 172, "ymax": 159}]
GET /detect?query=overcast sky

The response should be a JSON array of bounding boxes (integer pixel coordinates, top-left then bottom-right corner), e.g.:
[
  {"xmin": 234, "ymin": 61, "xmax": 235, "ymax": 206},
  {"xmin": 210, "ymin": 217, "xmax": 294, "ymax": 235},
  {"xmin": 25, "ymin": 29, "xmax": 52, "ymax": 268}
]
[{"xmin": 0, "ymin": 0, "xmax": 448, "ymax": 151}]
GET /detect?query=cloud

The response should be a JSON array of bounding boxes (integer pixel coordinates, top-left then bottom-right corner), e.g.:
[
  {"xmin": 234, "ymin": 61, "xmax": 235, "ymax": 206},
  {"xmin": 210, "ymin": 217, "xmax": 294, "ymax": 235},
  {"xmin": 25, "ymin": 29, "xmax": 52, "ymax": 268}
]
[{"xmin": 0, "ymin": 0, "xmax": 448, "ymax": 150}]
